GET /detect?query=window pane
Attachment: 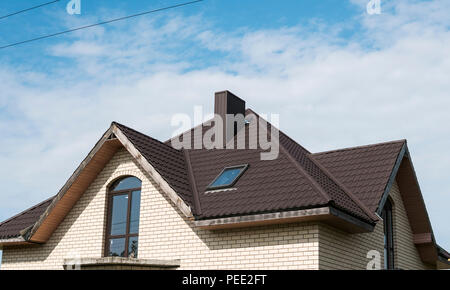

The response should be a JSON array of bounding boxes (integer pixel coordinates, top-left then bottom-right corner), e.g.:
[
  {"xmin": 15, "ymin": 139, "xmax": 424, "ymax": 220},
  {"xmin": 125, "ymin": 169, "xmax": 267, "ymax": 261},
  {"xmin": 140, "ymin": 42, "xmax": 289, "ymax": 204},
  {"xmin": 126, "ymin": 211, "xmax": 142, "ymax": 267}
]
[
  {"xmin": 384, "ymin": 248, "xmax": 388, "ymax": 269},
  {"xmin": 129, "ymin": 190, "xmax": 141, "ymax": 234},
  {"xmin": 111, "ymin": 177, "xmax": 141, "ymax": 191},
  {"xmin": 110, "ymin": 194, "xmax": 128, "ymax": 235},
  {"xmin": 109, "ymin": 238, "xmax": 126, "ymax": 257},
  {"xmin": 210, "ymin": 167, "xmax": 245, "ymax": 188},
  {"xmin": 128, "ymin": 236, "xmax": 139, "ymax": 258}
]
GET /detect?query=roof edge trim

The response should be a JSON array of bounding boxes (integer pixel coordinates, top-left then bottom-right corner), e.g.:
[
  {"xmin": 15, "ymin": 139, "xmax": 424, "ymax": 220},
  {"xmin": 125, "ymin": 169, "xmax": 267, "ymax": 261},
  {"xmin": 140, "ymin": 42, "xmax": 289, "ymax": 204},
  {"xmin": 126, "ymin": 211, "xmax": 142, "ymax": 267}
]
[
  {"xmin": 313, "ymin": 139, "xmax": 407, "ymax": 156},
  {"xmin": 0, "ymin": 236, "xmax": 26, "ymax": 245},
  {"xmin": 195, "ymin": 207, "xmax": 331, "ymax": 229},
  {"xmin": 328, "ymin": 206, "xmax": 375, "ymax": 232},
  {"xmin": 195, "ymin": 205, "xmax": 375, "ymax": 233},
  {"xmin": 183, "ymin": 149, "xmax": 202, "ymax": 215},
  {"xmin": 278, "ymin": 142, "xmax": 331, "ymax": 204},
  {"xmin": 376, "ymin": 141, "xmax": 407, "ymax": 215}
]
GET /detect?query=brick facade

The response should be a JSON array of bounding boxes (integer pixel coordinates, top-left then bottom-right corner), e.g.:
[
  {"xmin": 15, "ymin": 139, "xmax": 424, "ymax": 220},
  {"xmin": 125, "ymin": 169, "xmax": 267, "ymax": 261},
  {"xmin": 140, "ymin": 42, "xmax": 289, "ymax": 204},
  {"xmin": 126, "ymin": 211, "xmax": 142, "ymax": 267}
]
[{"xmin": 318, "ymin": 181, "xmax": 432, "ymax": 270}]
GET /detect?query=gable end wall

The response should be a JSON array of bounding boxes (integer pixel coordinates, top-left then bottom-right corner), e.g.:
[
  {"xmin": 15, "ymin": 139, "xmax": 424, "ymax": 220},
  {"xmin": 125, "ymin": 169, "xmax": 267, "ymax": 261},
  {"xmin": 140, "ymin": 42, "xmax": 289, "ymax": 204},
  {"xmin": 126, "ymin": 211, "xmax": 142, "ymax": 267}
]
[{"xmin": 318, "ymin": 181, "xmax": 433, "ymax": 269}]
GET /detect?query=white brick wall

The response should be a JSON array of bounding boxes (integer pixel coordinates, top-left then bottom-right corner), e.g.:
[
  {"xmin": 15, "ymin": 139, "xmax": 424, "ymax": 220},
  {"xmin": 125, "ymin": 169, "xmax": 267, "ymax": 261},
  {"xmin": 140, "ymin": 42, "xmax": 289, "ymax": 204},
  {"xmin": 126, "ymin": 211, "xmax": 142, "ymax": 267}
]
[{"xmin": 318, "ymin": 181, "xmax": 433, "ymax": 270}]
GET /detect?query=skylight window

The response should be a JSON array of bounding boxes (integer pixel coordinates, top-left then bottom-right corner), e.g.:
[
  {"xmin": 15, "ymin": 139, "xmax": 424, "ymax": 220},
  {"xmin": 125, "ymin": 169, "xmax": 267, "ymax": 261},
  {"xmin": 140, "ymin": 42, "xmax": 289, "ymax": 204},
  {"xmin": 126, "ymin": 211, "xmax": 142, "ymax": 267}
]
[{"xmin": 207, "ymin": 164, "xmax": 249, "ymax": 190}]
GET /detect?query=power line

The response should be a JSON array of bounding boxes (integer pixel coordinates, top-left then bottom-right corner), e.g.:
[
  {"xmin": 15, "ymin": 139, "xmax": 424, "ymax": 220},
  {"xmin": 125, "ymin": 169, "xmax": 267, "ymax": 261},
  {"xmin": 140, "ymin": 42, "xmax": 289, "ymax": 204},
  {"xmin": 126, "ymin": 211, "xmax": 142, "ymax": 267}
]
[
  {"xmin": 0, "ymin": 0, "xmax": 60, "ymax": 20},
  {"xmin": 0, "ymin": 0, "xmax": 203, "ymax": 50}
]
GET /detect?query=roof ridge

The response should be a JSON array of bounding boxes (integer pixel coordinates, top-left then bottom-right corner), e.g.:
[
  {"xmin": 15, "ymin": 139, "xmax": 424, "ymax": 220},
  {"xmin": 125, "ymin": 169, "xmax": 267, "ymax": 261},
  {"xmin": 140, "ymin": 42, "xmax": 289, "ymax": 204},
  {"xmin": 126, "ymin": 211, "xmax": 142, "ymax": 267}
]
[
  {"xmin": 0, "ymin": 195, "xmax": 54, "ymax": 228},
  {"xmin": 165, "ymin": 108, "xmax": 312, "ymax": 155},
  {"xmin": 281, "ymin": 143, "xmax": 373, "ymax": 221},
  {"xmin": 245, "ymin": 108, "xmax": 311, "ymax": 154},
  {"xmin": 164, "ymin": 118, "xmax": 214, "ymax": 145},
  {"xmin": 242, "ymin": 109, "xmax": 373, "ymax": 222},
  {"xmin": 183, "ymin": 149, "xmax": 202, "ymax": 215},
  {"xmin": 313, "ymin": 139, "xmax": 407, "ymax": 156},
  {"xmin": 279, "ymin": 143, "xmax": 332, "ymax": 204},
  {"xmin": 112, "ymin": 121, "xmax": 182, "ymax": 153},
  {"xmin": 309, "ymin": 154, "xmax": 378, "ymax": 221},
  {"xmin": 246, "ymin": 109, "xmax": 331, "ymax": 204}
]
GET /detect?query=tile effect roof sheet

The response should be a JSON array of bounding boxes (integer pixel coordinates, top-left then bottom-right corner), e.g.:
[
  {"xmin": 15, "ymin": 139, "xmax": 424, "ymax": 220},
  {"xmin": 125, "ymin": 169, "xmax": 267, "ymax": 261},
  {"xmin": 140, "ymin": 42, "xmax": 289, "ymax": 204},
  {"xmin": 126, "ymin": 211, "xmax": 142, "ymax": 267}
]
[
  {"xmin": 183, "ymin": 110, "xmax": 372, "ymax": 222},
  {"xmin": 0, "ymin": 197, "xmax": 54, "ymax": 239},
  {"xmin": 278, "ymin": 124, "xmax": 373, "ymax": 222},
  {"xmin": 112, "ymin": 122, "xmax": 195, "ymax": 213},
  {"xmin": 0, "ymin": 117, "xmax": 406, "ymax": 240},
  {"xmin": 188, "ymin": 146, "xmax": 328, "ymax": 219},
  {"xmin": 312, "ymin": 140, "xmax": 406, "ymax": 212}
]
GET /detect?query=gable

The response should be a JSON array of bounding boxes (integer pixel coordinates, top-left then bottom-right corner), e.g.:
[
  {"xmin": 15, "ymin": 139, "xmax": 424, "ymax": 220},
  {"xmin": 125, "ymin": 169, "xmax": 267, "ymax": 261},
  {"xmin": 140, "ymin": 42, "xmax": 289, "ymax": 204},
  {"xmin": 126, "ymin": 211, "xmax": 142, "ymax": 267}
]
[
  {"xmin": 0, "ymin": 123, "xmax": 193, "ymax": 245},
  {"xmin": 1, "ymin": 148, "xmax": 155, "ymax": 269},
  {"xmin": 394, "ymin": 152, "xmax": 438, "ymax": 264},
  {"xmin": 27, "ymin": 138, "xmax": 124, "ymax": 243},
  {"xmin": 113, "ymin": 123, "xmax": 194, "ymax": 211},
  {"xmin": 388, "ymin": 180, "xmax": 433, "ymax": 269}
]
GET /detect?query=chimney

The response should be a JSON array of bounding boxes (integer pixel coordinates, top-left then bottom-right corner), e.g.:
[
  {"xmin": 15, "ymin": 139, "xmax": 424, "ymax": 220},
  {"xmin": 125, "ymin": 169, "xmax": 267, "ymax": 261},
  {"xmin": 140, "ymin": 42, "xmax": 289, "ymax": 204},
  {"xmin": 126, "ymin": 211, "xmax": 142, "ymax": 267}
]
[{"xmin": 214, "ymin": 90, "xmax": 246, "ymax": 146}]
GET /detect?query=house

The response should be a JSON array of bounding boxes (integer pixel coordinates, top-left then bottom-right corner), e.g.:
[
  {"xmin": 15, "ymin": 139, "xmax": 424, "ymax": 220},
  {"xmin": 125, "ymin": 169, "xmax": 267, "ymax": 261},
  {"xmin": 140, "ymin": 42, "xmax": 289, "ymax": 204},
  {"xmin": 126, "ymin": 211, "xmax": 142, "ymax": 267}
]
[{"xmin": 0, "ymin": 90, "xmax": 448, "ymax": 270}]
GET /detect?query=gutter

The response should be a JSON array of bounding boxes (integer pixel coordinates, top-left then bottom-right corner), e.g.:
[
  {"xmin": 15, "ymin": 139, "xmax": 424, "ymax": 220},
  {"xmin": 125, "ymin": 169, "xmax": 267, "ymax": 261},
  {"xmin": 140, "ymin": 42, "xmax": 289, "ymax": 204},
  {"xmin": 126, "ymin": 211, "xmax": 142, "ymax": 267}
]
[
  {"xmin": 0, "ymin": 236, "xmax": 27, "ymax": 247},
  {"xmin": 195, "ymin": 206, "xmax": 375, "ymax": 233}
]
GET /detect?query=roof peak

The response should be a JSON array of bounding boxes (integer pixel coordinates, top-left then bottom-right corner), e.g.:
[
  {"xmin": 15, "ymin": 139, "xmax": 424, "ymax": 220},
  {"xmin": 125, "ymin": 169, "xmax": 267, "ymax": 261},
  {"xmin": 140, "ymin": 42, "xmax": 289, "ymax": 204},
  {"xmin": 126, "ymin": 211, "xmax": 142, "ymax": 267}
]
[{"xmin": 112, "ymin": 121, "xmax": 183, "ymax": 153}]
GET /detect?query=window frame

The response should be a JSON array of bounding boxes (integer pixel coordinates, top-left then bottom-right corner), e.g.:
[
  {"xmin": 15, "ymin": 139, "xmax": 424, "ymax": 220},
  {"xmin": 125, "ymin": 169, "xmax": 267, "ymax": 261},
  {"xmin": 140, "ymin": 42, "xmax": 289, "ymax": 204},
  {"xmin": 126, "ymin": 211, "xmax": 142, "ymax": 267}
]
[
  {"xmin": 104, "ymin": 177, "xmax": 141, "ymax": 258},
  {"xmin": 382, "ymin": 198, "xmax": 394, "ymax": 269},
  {"xmin": 206, "ymin": 164, "xmax": 249, "ymax": 190}
]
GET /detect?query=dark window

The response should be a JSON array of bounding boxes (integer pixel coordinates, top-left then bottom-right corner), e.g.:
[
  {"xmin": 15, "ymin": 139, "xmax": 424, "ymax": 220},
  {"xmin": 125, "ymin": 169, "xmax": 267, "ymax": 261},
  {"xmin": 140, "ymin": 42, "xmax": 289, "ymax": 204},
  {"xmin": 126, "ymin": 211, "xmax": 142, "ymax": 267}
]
[
  {"xmin": 207, "ymin": 165, "xmax": 248, "ymax": 190},
  {"xmin": 105, "ymin": 176, "xmax": 141, "ymax": 258},
  {"xmin": 382, "ymin": 199, "xmax": 394, "ymax": 269}
]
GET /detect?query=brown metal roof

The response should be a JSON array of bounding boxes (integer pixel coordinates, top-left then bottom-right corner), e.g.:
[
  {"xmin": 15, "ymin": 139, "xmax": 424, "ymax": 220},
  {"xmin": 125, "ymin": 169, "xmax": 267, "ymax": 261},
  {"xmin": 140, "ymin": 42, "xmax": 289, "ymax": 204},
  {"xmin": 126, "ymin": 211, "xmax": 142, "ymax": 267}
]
[
  {"xmin": 312, "ymin": 140, "xmax": 406, "ymax": 212},
  {"xmin": 0, "ymin": 197, "xmax": 54, "ymax": 239},
  {"xmin": 0, "ymin": 114, "xmax": 411, "ymax": 238},
  {"xmin": 181, "ymin": 110, "xmax": 375, "ymax": 223}
]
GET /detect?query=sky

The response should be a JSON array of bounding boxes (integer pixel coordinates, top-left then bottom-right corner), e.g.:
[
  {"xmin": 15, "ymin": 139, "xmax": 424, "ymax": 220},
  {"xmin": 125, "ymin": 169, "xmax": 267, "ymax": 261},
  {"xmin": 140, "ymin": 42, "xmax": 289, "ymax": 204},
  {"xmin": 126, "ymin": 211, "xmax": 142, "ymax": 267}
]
[{"xmin": 0, "ymin": 0, "xmax": 449, "ymax": 262}]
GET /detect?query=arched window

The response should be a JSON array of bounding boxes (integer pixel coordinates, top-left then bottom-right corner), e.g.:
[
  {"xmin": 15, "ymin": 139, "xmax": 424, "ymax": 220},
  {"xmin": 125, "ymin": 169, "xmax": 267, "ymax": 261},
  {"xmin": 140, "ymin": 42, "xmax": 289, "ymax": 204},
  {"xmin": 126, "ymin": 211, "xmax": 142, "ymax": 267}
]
[
  {"xmin": 105, "ymin": 176, "xmax": 142, "ymax": 258},
  {"xmin": 382, "ymin": 198, "xmax": 394, "ymax": 269}
]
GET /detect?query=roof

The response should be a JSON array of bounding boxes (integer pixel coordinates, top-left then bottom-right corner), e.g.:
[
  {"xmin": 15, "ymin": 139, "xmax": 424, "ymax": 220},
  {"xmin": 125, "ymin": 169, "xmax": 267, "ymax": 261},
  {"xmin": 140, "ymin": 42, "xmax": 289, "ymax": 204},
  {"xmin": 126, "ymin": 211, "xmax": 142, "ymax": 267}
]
[
  {"xmin": 0, "ymin": 197, "xmax": 54, "ymax": 239},
  {"xmin": 0, "ymin": 118, "xmax": 404, "ymax": 239},
  {"xmin": 185, "ymin": 109, "xmax": 376, "ymax": 223},
  {"xmin": 312, "ymin": 140, "xmax": 406, "ymax": 212}
]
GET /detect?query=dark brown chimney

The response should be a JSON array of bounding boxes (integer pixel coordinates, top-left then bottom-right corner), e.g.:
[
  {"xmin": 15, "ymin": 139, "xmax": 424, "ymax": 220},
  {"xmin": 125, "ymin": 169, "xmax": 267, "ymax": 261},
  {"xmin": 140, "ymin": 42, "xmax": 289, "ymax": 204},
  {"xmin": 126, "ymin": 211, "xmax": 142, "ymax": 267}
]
[{"xmin": 214, "ymin": 90, "xmax": 246, "ymax": 145}]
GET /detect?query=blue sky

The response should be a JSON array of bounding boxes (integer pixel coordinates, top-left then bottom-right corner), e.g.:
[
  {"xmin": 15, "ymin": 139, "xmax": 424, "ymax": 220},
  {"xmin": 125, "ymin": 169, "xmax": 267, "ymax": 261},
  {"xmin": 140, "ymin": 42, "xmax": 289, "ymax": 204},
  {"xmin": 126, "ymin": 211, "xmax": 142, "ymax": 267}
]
[{"xmin": 0, "ymin": 0, "xmax": 449, "ymax": 262}]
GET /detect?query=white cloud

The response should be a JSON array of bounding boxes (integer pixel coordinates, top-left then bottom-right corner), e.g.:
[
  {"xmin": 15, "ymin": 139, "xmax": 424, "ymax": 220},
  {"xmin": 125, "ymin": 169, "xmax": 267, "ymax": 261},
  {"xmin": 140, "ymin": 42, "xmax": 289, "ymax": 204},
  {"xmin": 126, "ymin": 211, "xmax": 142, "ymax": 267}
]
[{"xmin": 0, "ymin": 0, "xmax": 449, "ymax": 249}]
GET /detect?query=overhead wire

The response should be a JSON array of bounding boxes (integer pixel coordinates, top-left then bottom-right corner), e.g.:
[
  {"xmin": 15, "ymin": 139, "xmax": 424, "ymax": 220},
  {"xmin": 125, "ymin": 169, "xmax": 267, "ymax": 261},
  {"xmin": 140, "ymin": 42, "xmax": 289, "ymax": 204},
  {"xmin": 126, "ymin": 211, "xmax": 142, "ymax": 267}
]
[{"xmin": 0, "ymin": 0, "xmax": 203, "ymax": 50}]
